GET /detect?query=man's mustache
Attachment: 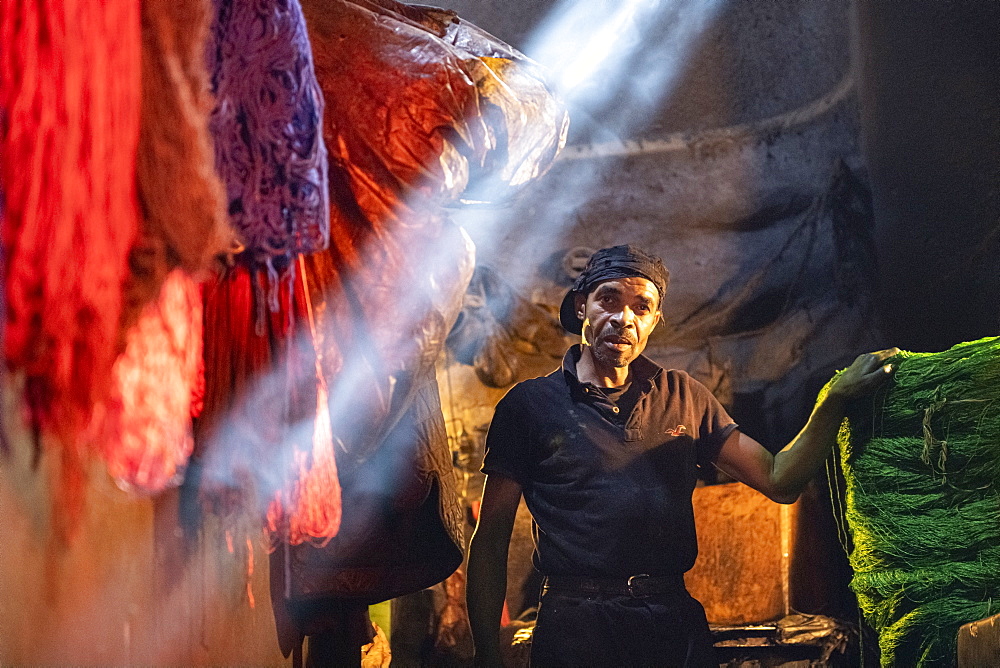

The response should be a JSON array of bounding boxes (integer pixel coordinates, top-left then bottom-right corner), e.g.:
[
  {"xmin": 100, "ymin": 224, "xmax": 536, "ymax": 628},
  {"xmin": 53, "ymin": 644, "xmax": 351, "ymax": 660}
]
[{"xmin": 598, "ymin": 328, "xmax": 637, "ymax": 345}]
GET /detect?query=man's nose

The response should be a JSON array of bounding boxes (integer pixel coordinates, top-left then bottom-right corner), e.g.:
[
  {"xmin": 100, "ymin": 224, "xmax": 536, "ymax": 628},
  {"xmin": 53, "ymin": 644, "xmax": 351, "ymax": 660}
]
[{"xmin": 611, "ymin": 307, "xmax": 635, "ymax": 326}]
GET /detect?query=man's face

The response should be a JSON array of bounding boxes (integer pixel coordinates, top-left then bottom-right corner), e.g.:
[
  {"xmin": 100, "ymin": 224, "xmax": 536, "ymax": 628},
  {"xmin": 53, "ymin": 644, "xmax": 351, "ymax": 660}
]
[{"xmin": 576, "ymin": 276, "xmax": 661, "ymax": 369}]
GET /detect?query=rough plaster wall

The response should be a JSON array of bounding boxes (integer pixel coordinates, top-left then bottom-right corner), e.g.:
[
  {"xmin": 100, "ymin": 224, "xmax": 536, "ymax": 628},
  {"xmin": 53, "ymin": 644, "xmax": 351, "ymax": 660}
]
[
  {"xmin": 436, "ymin": 0, "xmax": 849, "ymax": 136},
  {"xmin": 856, "ymin": 0, "xmax": 1000, "ymax": 351}
]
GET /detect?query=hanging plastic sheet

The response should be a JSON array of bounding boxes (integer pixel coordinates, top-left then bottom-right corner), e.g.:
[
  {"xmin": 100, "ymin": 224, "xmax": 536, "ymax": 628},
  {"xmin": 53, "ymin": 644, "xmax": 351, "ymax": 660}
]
[
  {"xmin": 192, "ymin": 0, "xmax": 566, "ymax": 656},
  {"xmin": 297, "ymin": 0, "xmax": 567, "ymax": 472},
  {"xmin": 259, "ymin": 0, "xmax": 566, "ymax": 657}
]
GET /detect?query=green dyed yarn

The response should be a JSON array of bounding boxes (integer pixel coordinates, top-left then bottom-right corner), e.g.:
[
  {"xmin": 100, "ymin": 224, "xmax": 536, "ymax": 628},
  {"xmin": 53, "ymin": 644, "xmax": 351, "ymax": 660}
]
[{"xmin": 824, "ymin": 337, "xmax": 1000, "ymax": 667}]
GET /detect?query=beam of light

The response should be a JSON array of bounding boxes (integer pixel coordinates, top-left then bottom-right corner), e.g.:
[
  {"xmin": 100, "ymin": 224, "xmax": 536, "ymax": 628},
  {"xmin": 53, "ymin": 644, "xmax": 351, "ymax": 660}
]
[
  {"xmin": 528, "ymin": 0, "xmax": 654, "ymax": 94},
  {"xmin": 198, "ymin": 225, "xmax": 474, "ymax": 546},
  {"xmin": 198, "ymin": 0, "xmax": 724, "ymax": 550},
  {"xmin": 525, "ymin": 0, "xmax": 724, "ymax": 142},
  {"xmin": 455, "ymin": 0, "xmax": 724, "ymax": 302}
]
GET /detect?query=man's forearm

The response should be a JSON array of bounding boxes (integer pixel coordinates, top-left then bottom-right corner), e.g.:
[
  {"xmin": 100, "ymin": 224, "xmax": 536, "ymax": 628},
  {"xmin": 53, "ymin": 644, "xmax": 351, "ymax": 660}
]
[
  {"xmin": 770, "ymin": 394, "xmax": 847, "ymax": 499},
  {"xmin": 715, "ymin": 349, "xmax": 895, "ymax": 503},
  {"xmin": 466, "ymin": 536, "xmax": 509, "ymax": 666}
]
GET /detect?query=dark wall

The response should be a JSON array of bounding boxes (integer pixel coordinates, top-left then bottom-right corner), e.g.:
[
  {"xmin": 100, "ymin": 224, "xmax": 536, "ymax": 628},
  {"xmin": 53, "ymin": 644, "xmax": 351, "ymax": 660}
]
[{"xmin": 856, "ymin": 0, "xmax": 1000, "ymax": 351}]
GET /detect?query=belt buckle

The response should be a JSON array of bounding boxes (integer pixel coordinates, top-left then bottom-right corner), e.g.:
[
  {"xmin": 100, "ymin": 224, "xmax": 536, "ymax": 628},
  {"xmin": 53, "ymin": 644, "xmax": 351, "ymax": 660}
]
[{"xmin": 626, "ymin": 573, "xmax": 650, "ymax": 597}]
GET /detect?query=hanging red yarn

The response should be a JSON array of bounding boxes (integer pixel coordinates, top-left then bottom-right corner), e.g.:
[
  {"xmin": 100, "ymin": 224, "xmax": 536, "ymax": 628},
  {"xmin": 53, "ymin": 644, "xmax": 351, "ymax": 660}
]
[
  {"xmin": 197, "ymin": 258, "xmax": 343, "ymax": 545},
  {"xmin": 0, "ymin": 0, "xmax": 142, "ymax": 535},
  {"xmin": 264, "ymin": 255, "xmax": 344, "ymax": 546},
  {"xmin": 97, "ymin": 270, "xmax": 202, "ymax": 494},
  {"xmin": 196, "ymin": 264, "xmax": 288, "ymax": 517}
]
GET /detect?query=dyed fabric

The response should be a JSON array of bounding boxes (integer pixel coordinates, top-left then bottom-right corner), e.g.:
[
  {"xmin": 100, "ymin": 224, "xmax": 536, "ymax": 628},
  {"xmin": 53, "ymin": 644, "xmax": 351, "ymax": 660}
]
[
  {"xmin": 828, "ymin": 337, "xmax": 1000, "ymax": 666},
  {"xmin": 208, "ymin": 0, "xmax": 329, "ymax": 263},
  {"xmin": 0, "ymin": 185, "xmax": 6, "ymax": 456},
  {"xmin": 99, "ymin": 271, "xmax": 202, "ymax": 494},
  {"xmin": 0, "ymin": 0, "xmax": 142, "ymax": 533},
  {"xmin": 128, "ymin": 0, "xmax": 231, "ymax": 330},
  {"xmin": 0, "ymin": 0, "xmax": 141, "ymax": 432},
  {"xmin": 196, "ymin": 264, "xmax": 296, "ymax": 503},
  {"xmin": 265, "ymin": 222, "xmax": 473, "ymax": 656}
]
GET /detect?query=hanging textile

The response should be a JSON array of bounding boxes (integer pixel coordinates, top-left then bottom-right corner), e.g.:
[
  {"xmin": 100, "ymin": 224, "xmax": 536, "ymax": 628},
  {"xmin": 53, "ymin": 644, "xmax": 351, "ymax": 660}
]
[
  {"xmin": 264, "ymin": 254, "xmax": 344, "ymax": 546},
  {"xmin": 0, "ymin": 185, "xmax": 7, "ymax": 456},
  {"xmin": 196, "ymin": 263, "xmax": 295, "ymax": 511},
  {"xmin": 208, "ymin": 0, "xmax": 329, "ymax": 266},
  {"xmin": 127, "ymin": 0, "xmax": 232, "ymax": 331},
  {"xmin": 97, "ymin": 270, "xmax": 203, "ymax": 494},
  {"xmin": 0, "ymin": 0, "xmax": 142, "ymax": 534}
]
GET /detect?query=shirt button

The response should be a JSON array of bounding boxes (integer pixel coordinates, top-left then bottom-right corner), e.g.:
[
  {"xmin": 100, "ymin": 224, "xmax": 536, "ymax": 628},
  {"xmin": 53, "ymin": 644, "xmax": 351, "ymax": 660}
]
[{"xmin": 612, "ymin": 406, "xmax": 620, "ymax": 413}]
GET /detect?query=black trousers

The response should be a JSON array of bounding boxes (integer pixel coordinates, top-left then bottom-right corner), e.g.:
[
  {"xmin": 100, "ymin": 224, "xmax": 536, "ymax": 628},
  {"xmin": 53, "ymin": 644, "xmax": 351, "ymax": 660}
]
[{"xmin": 529, "ymin": 584, "xmax": 717, "ymax": 668}]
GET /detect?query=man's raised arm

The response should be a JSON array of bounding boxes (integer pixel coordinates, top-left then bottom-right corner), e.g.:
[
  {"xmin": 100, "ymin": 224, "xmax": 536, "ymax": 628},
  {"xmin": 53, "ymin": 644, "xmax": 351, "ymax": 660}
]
[{"xmin": 715, "ymin": 348, "xmax": 899, "ymax": 503}]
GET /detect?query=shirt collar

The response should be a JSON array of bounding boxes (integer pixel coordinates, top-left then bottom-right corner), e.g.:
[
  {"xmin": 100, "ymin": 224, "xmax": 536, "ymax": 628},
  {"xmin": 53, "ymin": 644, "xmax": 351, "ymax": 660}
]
[{"xmin": 561, "ymin": 344, "xmax": 662, "ymax": 391}]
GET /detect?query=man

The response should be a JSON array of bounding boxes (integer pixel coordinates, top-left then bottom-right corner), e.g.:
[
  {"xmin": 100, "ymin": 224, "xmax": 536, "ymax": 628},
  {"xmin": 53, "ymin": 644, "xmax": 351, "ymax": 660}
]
[{"xmin": 466, "ymin": 245, "xmax": 896, "ymax": 667}]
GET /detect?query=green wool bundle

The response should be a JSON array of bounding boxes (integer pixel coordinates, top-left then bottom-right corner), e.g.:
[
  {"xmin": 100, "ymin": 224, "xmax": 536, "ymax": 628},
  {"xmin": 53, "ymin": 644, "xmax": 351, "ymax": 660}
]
[{"xmin": 825, "ymin": 337, "xmax": 1000, "ymax": 666}]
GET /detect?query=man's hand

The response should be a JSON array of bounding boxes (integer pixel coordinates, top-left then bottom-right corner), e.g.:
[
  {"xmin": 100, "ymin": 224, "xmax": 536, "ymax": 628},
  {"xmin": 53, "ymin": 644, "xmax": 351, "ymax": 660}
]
[{"xmin": 827, "ymin": 347, "xmax": 900, "ymax": 402}]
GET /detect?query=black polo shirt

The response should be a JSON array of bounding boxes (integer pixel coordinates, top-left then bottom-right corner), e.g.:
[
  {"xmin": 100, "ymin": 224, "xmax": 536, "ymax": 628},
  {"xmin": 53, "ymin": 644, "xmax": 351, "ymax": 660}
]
[{"xmin": 482, "ymin": 345, "xmax": 738, "ymax": 577}]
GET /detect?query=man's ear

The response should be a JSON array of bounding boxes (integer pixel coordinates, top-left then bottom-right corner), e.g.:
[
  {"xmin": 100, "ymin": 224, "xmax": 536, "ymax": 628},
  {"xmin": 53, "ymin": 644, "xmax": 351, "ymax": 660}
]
[{"xmin": 574, "ymin": 292, "xmax": 587, "ymax": 317}]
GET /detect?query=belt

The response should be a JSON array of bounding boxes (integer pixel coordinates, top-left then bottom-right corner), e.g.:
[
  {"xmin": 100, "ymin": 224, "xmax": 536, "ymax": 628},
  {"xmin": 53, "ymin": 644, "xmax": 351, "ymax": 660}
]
[{"xmin": 542, "ymin": 573, "xmax": 686, "ymax": 598}]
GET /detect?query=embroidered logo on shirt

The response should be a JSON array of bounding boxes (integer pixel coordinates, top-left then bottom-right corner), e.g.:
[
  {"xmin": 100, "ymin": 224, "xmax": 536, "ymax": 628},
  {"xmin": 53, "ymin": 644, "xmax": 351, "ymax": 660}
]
[{"xmin": 665, "ymin": 425, "xmax": 687, "ymax": 437}]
